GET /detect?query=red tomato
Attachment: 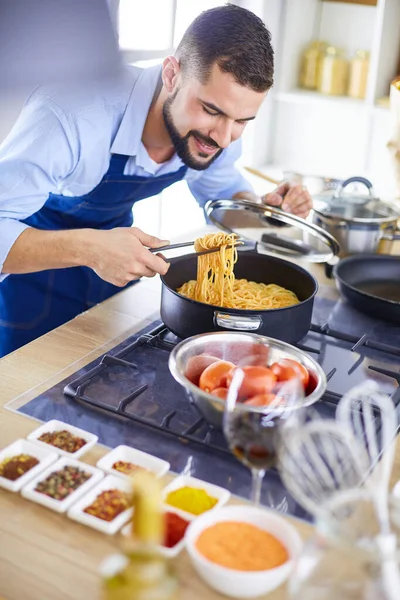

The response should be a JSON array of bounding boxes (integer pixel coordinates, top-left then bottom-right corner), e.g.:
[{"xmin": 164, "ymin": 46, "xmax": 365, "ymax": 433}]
[
  {"xmin": 199, "ymin": 361, "xmax": 235, "ymax": 393},
  {"xmin": 243, "ymin": 393, "xmax": 277, "ymax": 407},
  {"xmin": 305, "ymin": 370, "xmax": 318, "ymax": 396},
  {"xmin": 226, "ymin": 366, "xmax": 277, "ymax": 399},
  {"xmin": 210, "ymin": 387, "xmax": 228, "ymax": 400},
  {"xmin": 185, "ymin": 354, "xmax": 220, "ymax": 386},
  {"xmin": 270, "ymin": 358, "xmax": 309, "ymax": 388}
]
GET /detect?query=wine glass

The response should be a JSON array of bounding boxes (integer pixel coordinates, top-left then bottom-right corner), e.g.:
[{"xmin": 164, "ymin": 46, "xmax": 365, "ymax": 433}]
[{"xmin": 223, "ymin": 356, "xmax": 304, "ymax": 505}]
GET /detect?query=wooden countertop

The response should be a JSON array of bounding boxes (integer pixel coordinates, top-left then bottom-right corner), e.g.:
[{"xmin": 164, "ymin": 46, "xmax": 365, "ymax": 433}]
[{"xmin": 0, "ymin": 253, "xmax": 398, "ymax": 600}]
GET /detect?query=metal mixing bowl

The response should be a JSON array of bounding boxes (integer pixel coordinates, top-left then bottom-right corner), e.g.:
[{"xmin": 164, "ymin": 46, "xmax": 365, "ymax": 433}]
[{"xmin": 168, "ymin": 332, "xmax": 327, "ymax": 429}]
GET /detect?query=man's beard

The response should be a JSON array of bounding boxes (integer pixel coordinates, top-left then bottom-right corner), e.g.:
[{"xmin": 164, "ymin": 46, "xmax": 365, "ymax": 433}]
[{"xmin": 162, "ymin": 91, "xmax": 223, "ymax": 171}]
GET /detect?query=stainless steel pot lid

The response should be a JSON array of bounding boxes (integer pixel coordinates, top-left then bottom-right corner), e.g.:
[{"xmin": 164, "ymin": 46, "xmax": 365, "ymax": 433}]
[
  {"xmin": 204, "ymin": 198, "xmax": 340, "ymax": 263},
  {"xmin": 313, "ymin": 176, "xmax": 400, "ymax": 223}
]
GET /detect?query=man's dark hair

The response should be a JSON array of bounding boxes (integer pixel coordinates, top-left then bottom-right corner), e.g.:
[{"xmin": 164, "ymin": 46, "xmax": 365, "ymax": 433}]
[{"xmin": 175, "ymin": 3, "xmax": 274, "ymax": 92}]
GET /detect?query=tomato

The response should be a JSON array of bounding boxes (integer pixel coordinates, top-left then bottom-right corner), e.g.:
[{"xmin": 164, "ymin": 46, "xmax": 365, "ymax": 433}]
[
  {"xmin": 270, "ymin": 358, "xmax": 309, "ymax": 388},
  {"xmin": 226, "ymin": 366, "xmax": 277, "ymax": 399},
  {"xmin": 199, "ymin": 360, "xmax": 235, "ymax": 392},
  {"xmin": 210, "ymin": 387, "xmax": 228, "ymax": 400},
  {"xmin": 305, "ymin": 370, "xmax": 318, "ymax": 396},
  {"xmin": 243, "ymin": 393, "xmax": 277, "ymax": 407},
  {"xmin": 185, "ymin": 354, "xmax": 220, "ymax": 386}
]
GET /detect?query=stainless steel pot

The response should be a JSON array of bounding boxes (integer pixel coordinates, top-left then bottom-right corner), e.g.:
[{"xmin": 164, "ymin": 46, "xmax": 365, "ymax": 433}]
[
  {"xmin": 312, "ymin": 176, "xmax": 400, "ymax": 256},
  {"xmin": 168, "ymin": 331, "xmax": 327, "ymax": 429}
]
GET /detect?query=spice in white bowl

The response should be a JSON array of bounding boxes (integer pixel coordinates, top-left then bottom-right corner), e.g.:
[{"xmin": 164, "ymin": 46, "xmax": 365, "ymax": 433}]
[
  {"xmin": 96, "ymin": 445, "xmax": 170, "ymax": 480},
  {"xmin": 27, "ymin": 419, "xmax": 98, "ymax": 459},
  {"xmin": 162, "ymin": 475, "xmax": 230, "ymax": 518},
  {"xmin": 185, "ymin": 505, "xmax": 303, "ymax": 599},
  {"xmin": 195, "ymin": 520, "xmax": 288, "ymax": 571}
]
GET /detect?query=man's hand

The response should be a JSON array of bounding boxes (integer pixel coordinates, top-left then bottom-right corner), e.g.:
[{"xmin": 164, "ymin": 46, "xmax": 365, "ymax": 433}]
[
  {"xmin": 262, "ymin": 181, "xmax": 312, "ymax": 219},
  {"xmin": 88, "ymin": 227, "xmax": 170, "ymax": 287}
]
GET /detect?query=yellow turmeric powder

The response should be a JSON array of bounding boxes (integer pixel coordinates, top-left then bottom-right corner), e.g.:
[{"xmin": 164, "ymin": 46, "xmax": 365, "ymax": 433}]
[{"xmin": 165, "ymin": 486, "xmax": 218, "ymax": 515}]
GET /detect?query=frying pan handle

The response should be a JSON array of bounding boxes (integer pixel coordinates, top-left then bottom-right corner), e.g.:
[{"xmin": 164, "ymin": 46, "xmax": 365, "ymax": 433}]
[{"xmin": 214, "ymin": 312, "xmax": 262, "ymax": 331}]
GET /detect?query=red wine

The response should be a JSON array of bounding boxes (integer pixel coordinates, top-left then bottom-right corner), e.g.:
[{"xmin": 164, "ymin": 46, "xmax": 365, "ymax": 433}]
[{"xmin": 225, "ymin": 410, "xmax": 278, "ymax": 471}]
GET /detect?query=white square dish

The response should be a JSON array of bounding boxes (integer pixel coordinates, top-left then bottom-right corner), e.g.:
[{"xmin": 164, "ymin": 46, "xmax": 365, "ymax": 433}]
[
  {"xmin": 0, "ymin": 438, "xmax": 59, "ymax": 493},
  {"xmin": 27, "ymin": 419, "xmax": 98, "ymax": 459},
  {"xmin": 67, "ymin": 475, "xmax": 133, "ymax": 535},
  {"xmin": 21, "ymin": 457, "xmax": 103, "ymax": 513},
  {"xmin": 121, "ymin": 507, "xmax": 195, "ymax": 558},
  {"xmin": 162, "ymin": 475, "xmax": 231, "ymax": 520},
  {"xmin": 96, "ymin": 445, "xmax": 170, "ymax": 480}
]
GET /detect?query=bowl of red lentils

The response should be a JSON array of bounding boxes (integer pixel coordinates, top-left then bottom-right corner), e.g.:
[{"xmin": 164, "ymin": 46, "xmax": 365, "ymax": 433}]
[{"xmin": 185, "ymin": 504, "xmax": 303, "ymax": 598}]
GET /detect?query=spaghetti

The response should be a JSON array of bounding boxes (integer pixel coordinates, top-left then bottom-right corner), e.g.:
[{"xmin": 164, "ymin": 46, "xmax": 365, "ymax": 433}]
[{"xmin": 177, "ymin": 233, "xmax": 299, "ymax": 310}]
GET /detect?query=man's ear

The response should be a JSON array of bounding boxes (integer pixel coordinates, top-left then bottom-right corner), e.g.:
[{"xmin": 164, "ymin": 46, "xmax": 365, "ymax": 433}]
[{"xmin": 162, "ymin": 56, "xmax": 181, "ymax": 92}]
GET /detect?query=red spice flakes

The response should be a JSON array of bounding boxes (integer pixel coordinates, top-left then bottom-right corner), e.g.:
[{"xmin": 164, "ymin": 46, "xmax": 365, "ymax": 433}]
[
  {"xmin": 83, "ymin": 489, "xmax": 130, "ymax": 521},
  {"xmin": 0, "ymin": 454, "xmax": 39, "ymax": 481},
  {"xmin": 112, "ymin": 460, "xmax": 148, "ymax": 476},
  {"xmin": 35, "ymin": 465, "xmax": 91, "ymax": 500},
  {"xmin": 164, "ymin": 512, "xmax": 190, "ymax": 548},
  {"xmin": 38, "ymin": 430, "xmax": 87, "ymax": 453}
]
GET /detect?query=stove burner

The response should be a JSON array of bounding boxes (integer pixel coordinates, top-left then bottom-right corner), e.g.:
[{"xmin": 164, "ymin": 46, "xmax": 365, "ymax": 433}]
[
  {"xmin": 63, "ymin": 319, "xmax": 400, "ymax": 457},
  {"xmin": 12, "ymin": 295, "xmax": 400, "ymax": 521}
]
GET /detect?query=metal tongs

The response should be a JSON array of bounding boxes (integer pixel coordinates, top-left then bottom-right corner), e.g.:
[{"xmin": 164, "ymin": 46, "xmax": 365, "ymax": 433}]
[{"xmin": 150, "ymin": 236, "xmax": 245, "ymax": 257}]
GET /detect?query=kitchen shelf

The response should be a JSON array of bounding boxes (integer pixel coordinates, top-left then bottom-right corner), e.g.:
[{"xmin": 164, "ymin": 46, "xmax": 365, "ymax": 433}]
[
  {"xmin": 322, "ymin": 0, "xmax": 378, "ymax": 5},
  {"xmin": 251, "ymin": 0, "xmax": 400, "ymax": 198},
  {"xmin": 274, "ymin": 90, "xmax": 391, "ymax": 113},
  {"xmin": 275, "ymin": 90, "xmax": 367, "ymax": 108}
]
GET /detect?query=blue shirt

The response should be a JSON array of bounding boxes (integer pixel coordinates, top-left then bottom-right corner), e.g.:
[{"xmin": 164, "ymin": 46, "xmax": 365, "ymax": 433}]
[{"xmin": 0, "ymin": 64, "xmax": 253, "ymax": 281}]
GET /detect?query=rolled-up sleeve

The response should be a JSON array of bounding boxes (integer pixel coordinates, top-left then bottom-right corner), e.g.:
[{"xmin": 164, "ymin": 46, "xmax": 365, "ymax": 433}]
[
  {"xmin": 0, "ymin": 93, "xmax": 77, "ymax": 281},
  {"xmin": 186, "ymin": 138, "xmax": 254, "ymax": 208}
]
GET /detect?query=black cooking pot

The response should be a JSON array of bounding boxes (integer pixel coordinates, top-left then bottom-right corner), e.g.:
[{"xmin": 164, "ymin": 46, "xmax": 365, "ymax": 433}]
[
  {"xmin": 160, "ymin": 251, "xmax": 318, "ymax": 343},
  {"xmin": 333, "ymin": 254, "xmax": 400, "ymax": 325}
]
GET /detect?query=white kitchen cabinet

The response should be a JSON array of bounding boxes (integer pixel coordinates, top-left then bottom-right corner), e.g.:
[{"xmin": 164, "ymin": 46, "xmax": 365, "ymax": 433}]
[{"xmin": 249, "ymin": 0, "xmax": 400, "ymax": 200}]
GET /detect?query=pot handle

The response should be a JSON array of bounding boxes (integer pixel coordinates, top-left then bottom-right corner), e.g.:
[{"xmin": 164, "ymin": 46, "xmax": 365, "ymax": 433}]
[
  {"xmin": 333, "ymin": 176, "xmax": 374, "ymax": 199},
  {"xmin": 382, "ymin": 231, "xmax": 400, "ymax": 242},
  {"xmin": 214, "ymin": 311, "xmax": 262, "ymax": 331},
  {"xmin": 324, "ymin": 255, "xmax": 340, "ymax": 279}
]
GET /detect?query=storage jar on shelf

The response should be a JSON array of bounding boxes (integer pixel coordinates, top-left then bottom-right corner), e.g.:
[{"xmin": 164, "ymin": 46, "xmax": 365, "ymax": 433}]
[
  {"xmin": 317, "ymin": 46, "xmax": 349, "ymax": 96},
  {"xmin": 299, "ymin": 40, "xmax": 327, "ymax": 90},
  {"xmin": 348, "ymin": 50, "xmax": 370, "ymax": 99}
]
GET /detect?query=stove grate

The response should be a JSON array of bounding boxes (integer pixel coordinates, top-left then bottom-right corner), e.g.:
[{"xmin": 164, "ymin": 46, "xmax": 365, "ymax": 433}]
[{"xmin": 64, "ymin": 321, "xmax": 399, "ymax": 457}]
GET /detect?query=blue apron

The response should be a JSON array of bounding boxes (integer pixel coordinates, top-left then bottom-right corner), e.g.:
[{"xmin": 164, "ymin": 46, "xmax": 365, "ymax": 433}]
[{"xmin": 0, "ymin": 154, "xmax": 187, "ymax": 357}]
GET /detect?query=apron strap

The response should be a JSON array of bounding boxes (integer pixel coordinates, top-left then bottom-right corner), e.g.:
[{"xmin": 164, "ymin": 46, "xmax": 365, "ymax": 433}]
[{"xmin": 106, "ymin": 153, "xmax": 130, "ymax": 175}]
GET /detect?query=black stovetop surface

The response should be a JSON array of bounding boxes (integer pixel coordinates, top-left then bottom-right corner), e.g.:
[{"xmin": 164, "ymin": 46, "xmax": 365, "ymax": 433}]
[{"xmin": 15, "ymin": 296, "xmax": 400, "ymax": 522}]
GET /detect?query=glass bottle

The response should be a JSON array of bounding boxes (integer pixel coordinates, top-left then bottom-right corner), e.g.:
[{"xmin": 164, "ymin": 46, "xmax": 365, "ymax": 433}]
[
  {"xmin": 348, "ymin": 50, "xmax": 370, "ymax": 99},
  {"xmin": 101, "ymin": 472, "xmax": 179, "ymax": 600},
  {"xmin": 289, "ymin": 489, "xmax": 400, "ymax": 600},
  {"xmin": 317, "ymin": 46, "xmax": 349, "ymax": 96},
  {"xmin": 299, "ymin": 40, "xmax": 327, "ymax": 90}
]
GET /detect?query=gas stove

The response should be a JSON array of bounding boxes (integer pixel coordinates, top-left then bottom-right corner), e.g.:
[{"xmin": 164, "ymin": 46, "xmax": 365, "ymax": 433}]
[{"xmin": 9, "ymin": 295, "xmax": 400, "ymax": 522}]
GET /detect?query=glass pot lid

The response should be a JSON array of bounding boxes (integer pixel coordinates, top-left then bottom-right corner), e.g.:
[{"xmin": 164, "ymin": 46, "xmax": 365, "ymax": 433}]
[
  {"xmin": 313, "ymin": 176, "xmax": 400, "ymax": 223},
  {"xmin": 204, "ymin": 198, "xmax": 340, "ymax": 263}
]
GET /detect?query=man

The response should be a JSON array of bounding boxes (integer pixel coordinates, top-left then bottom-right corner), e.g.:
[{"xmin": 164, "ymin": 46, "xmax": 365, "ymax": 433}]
[{"xmin": 0, "ymin": 4, "xmax": 312, "ymax": 357}]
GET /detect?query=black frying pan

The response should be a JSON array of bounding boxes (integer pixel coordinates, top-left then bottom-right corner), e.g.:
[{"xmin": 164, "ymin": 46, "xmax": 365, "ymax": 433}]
[{"xmin": 333, "ymin": 254, "xmax": 400, "ymax": 324}]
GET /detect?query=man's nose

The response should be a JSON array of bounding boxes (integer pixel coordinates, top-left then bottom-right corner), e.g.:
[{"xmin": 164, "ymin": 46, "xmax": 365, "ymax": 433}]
[{"xmin": 210, "ymin": 119, "xmax": 233, "ymax": 149}]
